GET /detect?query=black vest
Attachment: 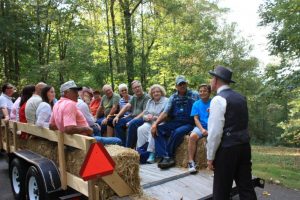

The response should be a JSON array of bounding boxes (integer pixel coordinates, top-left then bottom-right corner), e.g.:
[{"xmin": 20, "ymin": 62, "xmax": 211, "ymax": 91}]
[{"xmin": 218, "ymin": 89, "xmax": 250, "ymax": 147}]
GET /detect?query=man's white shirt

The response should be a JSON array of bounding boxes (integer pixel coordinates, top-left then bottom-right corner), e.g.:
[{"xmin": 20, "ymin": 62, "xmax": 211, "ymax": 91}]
[{"xmin": 207, "ymin": 85, "xmax": 230, "ymax": 160}]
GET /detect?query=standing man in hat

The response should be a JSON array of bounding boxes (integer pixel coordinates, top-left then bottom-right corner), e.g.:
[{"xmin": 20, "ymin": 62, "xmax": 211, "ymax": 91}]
[
  {"xmin": 207, "ymin": 66, "xmax": 257, "ymax": 199},
  {"xmin": 151, "ymin": 75, "xmax": 199, "ymax": 169}
]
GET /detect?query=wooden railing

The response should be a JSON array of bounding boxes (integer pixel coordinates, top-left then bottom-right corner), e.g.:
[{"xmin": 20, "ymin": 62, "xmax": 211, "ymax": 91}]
[{"xmin": 0, "ymin": 119, "xmax": 98, "ymax": 199}]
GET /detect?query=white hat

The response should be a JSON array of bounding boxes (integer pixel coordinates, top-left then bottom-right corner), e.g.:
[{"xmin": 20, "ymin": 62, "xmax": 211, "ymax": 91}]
[{"xmin": 60, "ymin": 80, "xmax": 82, "ymax": 93}]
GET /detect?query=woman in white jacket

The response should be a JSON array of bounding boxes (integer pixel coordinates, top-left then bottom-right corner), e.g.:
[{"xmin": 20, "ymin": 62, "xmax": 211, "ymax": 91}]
[
  {"xmin": 36, "ymin": 85, "xmax": 56, "ymax": 128},
  {"xmin": 137, "ymin": 84, "xmax": 168, "ymax": 163}
]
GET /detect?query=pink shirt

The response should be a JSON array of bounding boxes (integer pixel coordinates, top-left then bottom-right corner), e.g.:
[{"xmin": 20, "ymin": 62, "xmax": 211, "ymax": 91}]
[{"xmin": 50, "ymin": 97, "xmax": 88, "ymax": 132}]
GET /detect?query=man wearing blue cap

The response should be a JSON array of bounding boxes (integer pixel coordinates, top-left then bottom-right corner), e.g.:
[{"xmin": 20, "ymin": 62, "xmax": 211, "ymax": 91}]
[
  {"xmin": 151, "ymin": 75, "xmax": 199, "ymax": 169},
  {"xmin": 207, "ymin": 66, "xmax": 257, "ymax": 199}
]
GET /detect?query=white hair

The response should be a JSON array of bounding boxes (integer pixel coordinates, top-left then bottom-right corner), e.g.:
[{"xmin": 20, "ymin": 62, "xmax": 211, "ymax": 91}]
[{"xmin": 118, "ymin": 83, "xmax": 128, "ymax": 92}]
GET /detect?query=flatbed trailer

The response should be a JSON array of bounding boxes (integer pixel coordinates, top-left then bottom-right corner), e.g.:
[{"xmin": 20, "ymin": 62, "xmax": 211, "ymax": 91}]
[
  {"xmin": 1, "ymin": 119, "xmax": 264, "ymax": 200},
  {"xmin": 0, "ymin": 120, "xmax": 133, "ymax": 200}
]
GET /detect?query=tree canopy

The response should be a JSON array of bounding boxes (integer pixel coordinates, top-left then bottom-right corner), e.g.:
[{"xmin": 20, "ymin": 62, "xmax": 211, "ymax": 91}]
[
  {"xmin": 259, "ymin": 0, "xmax": 300, "ymax": 59},
  {"xmin": 0, "ymin": 0, "xmax": 299, "ymax": 146}
]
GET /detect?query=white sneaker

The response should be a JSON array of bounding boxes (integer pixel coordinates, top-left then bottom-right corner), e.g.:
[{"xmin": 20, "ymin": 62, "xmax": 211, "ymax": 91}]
[{"xmin": 188, "ymin": 161, "xmax": 197, "ymax": 174}]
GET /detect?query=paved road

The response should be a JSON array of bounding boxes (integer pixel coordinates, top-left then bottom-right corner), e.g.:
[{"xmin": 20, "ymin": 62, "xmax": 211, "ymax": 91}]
[
  {"xmin": 0, "ymin": 152, "xmax": 14, "ymax": 200},
  {"xmin": 254, "ymin": 184, "xmax": 300, "ymax": 200},
  {"xmin": 1, "ymin": 152, "xmax": 299, "ymax": 200}
]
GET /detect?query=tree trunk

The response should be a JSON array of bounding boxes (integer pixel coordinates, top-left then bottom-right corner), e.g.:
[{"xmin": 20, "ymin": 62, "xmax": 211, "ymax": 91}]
[
  {"xmin": 119, "ymin": 0, "xmax": 142, "ymax": 87},
  {"xmin": 110, "ymin": 0, "xmax": 121, "ymax": 73},
  {"xmin": 1, "ymin": 0, "xmax": 8, "ymax": 82},
  {"xmin": 123, "ymin": 3, "xmax": 134, "ymax": 86},
  {"xmin": 46, "ymin": 22, "xmax": 51, "ymax": 65},
  {"xmin": 44, "ymin": 0, "xmax": 52, "ymax": 66},
  {"xmin": 36, "ymin": 0, "xmax": 44, "ymax": 65},
  {"xmin": 56, "ymin": 5, "xmax": 77, "ymax": 84},
  {"xmin": 13, "ymin": 43, "xmax": 20, "ymax": 85},
  {"xmin": 105, "ymin": 0, "xmax": 114, "ymax": 89},
  {"xmin": 140, "ymin": 3, "xmax": 146, "ymax": 88}
]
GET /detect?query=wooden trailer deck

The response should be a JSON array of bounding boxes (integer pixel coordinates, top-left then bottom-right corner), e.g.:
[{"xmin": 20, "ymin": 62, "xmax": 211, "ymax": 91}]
[
  {"xmin": 140, "ymin": 164, "xmax": 214, "ymax": 200},
  {"xmin": 136, "ymin": 164, "xmax": 264, "ymax": 200}
]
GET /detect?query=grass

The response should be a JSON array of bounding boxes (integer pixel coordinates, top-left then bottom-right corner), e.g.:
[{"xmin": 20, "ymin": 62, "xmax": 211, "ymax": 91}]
[{"xmin": 252, "ymin": 145, "xmax": 300, "ymax": 190}]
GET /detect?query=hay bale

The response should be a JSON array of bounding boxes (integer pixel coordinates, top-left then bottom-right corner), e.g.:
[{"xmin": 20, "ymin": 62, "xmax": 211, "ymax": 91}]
[
  {"xmin": 17, "ymin": 136, "xmax": 58, "ymax": 166},
  {"xmin": 16, "ymin": 136, "xmax": 141, "ymax": 198},
  {"xmin": 175, "ymin": 135, "xmax": 207, "ymax": 169},
  {"xmin": 96, "ymin": 145, "xmax": 141, "ymax": 198}
]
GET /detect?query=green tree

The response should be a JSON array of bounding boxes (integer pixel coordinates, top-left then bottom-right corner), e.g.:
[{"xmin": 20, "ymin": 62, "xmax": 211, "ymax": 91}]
[
  {"xmin": 259, "ymin": 0, "xmax": 300, "ymax": 146},
  {"xmin": 259, "ymin": 0, "xmax": 300, "ymax": 58},
  {"xmin": 277, "ymin": 68, "xmax": 300, "ymax": 146}
]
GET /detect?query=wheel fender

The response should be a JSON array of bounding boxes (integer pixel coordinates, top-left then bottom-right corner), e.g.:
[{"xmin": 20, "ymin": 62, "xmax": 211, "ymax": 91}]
[{"xmin": 9, "ymin": 150, "xmax": 61, "ymax": 194}]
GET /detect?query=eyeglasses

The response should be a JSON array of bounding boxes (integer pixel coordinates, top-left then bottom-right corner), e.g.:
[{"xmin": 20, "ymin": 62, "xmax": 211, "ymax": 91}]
[
  {"xmin": 132, "ymin": 85, "xmax": 141, "ymax": 90},
  {"xmin": 121, "ymin": 89, "xmax": 127, "ymax": 92}
]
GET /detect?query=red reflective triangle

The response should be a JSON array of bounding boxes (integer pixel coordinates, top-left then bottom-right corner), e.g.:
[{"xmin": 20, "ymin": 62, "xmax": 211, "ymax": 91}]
[{"xmin": 79, "ymin": 142, "xmax": 115, "ymax": 181}]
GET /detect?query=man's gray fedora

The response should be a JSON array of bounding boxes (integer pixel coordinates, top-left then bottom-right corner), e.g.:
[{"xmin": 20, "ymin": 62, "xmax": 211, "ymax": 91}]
[{"xmin": 209, "ymin": 66, "xmax": 235, "ymax": 83}]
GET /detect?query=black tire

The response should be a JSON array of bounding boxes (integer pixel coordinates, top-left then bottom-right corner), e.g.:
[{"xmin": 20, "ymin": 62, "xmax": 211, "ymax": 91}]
[
  {"xmin": 26, "ymin": 166, "xmax": 46, "ymax": 200},
  {"xmin": 10, "ymin": 158, "xmax": 27, "ymax": 200}
]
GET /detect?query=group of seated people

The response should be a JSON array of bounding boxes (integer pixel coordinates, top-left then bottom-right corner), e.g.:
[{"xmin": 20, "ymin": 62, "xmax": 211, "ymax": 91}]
[{"xmin": 0, "ymin": 76, "xmax": 211, "ymax": 172}]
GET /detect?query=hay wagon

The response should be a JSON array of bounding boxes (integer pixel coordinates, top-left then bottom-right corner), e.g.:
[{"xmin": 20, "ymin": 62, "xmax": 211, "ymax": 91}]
[
  {"xmin": 0, "ymin": 119, "xmax": 140, "ymax": 200},
  {"xmin": 0, "ymin": 119, "xmax": 264, "ymax": 200}
]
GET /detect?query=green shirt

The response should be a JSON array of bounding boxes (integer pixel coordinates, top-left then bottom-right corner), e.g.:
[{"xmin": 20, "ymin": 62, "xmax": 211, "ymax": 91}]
[
  {"xmin": 101, "ymin": 93, "xmax": 121, "ymax": 116},
  {"xmin": 129, "ymin": 92, "xmax": 150, "ymax": 117}
]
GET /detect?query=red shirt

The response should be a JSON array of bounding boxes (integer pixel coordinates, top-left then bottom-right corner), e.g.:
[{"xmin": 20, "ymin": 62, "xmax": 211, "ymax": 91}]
[
  {"xmin": 89, "ymin": 98, "xmax": 101, "ymax": 116},
  {"xmin": 19, "ymin": 103, "xmax": 29, "ymax": 139},
  {"xmin": 19, "ymin": 103, "xmax": 27, "ymax": 123}
]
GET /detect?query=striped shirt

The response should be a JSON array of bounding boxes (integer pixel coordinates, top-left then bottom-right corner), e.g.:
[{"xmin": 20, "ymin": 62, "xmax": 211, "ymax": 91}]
[{"xmin": 119, "ymin": 95, "xmax": 132, "ymax": 116}]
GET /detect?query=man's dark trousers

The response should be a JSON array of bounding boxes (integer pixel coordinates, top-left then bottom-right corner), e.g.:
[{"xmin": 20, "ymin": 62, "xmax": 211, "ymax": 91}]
[{"xmin": 213, "ymin": 143, "xmax": 257, "ymax": 200}]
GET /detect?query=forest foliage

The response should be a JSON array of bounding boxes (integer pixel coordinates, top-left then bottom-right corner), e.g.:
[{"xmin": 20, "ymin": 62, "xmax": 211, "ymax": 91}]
[{"xmin": 0, "ymin": 0, "xmax": 299, "ymax": 146}]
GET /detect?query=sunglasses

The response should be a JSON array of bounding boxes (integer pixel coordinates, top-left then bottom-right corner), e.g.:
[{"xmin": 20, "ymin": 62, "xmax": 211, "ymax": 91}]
[{"xmin": 177, "ymin": 82, "xmax": 186, "ymax": 86}]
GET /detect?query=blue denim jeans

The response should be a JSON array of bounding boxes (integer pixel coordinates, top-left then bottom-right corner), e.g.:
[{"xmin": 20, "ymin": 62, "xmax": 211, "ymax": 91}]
[
  {"xmin": 90, "ymin": 124, "xmax": 101, "ymax": 137},
  {"xmin": 114, "ymin": 117, "xmax": 144, "ymax": 147},
  {"xmin": 93, "ymin": 136, "xmax": 122, "ymax": 145},
  {"xmin": 155, "ymin": 120, "xmax": 194, "ymax": 158},
  {"xmin": 96, "ymin": 117, "xmax": 106, "ymax": 135},
  {"xmin": 114, "ymin": 117, "xmax": 133, "ymax": 146},
  {"xmin": 125, "ymin": 118, "xmax": 144, "ymax": 148}
]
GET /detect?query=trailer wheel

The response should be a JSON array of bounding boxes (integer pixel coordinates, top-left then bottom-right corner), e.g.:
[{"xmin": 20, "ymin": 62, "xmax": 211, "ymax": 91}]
[
  {"xmin": 26, "ymin": 166, "xmax": 46, "ymax": 200},
  {"xmin": 10, "ymin": 158, "xmax": 26, "ymax": 200}
]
